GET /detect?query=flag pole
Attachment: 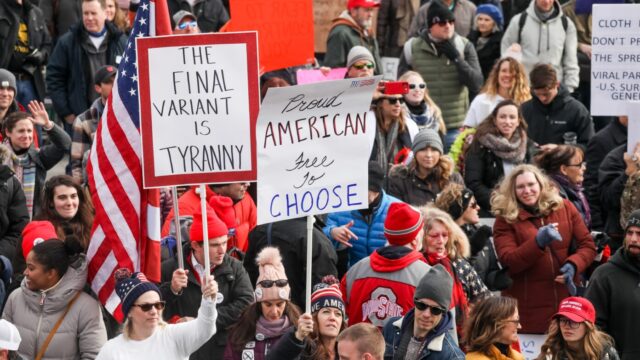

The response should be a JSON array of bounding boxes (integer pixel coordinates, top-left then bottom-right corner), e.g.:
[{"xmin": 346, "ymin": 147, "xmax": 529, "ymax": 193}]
[
  {"xmin": 305, "ymin": 215, "xmax": 314, "ymax": 314},
  {"xmin": 172, "ymin": 186, "xmax": 184, "ymax": 269},
  {"xmin": 199, "ymin": 184, "xmax": 210, "ymax": 284}
]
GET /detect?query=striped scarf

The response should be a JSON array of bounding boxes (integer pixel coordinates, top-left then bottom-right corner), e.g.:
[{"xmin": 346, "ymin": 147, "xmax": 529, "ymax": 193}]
[{"xmin": 3, "ymin": 140, "xmax": 36, "ymax": 218}]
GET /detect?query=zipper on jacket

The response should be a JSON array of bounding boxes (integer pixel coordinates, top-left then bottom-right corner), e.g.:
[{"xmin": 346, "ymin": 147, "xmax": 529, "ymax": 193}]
[{"xmin": 34, "ymin": 293, "xmax": 46, "ymax": 355}]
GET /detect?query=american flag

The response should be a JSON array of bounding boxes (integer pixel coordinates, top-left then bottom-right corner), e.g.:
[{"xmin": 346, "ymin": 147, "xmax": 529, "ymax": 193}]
[{"xmin": 86, "ymin": 0, "xmax": 172, "ymax": 321}]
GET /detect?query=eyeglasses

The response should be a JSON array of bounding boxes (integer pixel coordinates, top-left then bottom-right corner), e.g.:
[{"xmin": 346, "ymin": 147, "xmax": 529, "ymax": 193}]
[
  {"xmin": 503, "ymin": 318, "xmax": 521, "ymax": 326},
  {"xmin": 385, "ymin": 97, "xmax": 405, "ymax": 105},
  {"xmin": 177, "ymin": 21, "xmax": 197, "ymax": 30},
  {"xmin": 558, "ymin": 317, "xmax": 581, "ymax": 329},
  {"xmin": 566, "ymin": 162, "xmax": 586, "ymax": 168},
  {"xmin": 468, "ymin": 201, "xmax": 479, "ymax": 209},
  {"xmin": 435, "ymin": 19, "xmax": 455, "ymax": 27},
  {"xmin": 133, "ymin": 301, "xmax": 166, "ymax": 312},
  {"xmin": 352, "ymin": 63, "xmax": 375, "ymax": 70},
  {"xmin": 409, "ymin": 83, "xmax": 427, "ymax": 90},
  {"xmin": 414, "ymin": 300, "xmax": 446, "ymax": 315},
  {"xmin": 258, "ymin": 279, "xmax": 289, "ymax": 288}
]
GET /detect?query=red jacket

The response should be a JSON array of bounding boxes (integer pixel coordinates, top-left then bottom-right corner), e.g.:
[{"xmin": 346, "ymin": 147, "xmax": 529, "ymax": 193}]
[
  {"xmin": 341, "ymin": 247, "xmax": 430, "ymax": 328},
  {"xmin": 161, "ymin": 186, "xmax": 257, "ymax": 252},
  {"xmin": 493, "ymin": 199, "xmax": 596, "ymax": 333}
]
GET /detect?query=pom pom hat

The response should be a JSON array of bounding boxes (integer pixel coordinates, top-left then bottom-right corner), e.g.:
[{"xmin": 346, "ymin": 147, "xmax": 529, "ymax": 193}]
[
  {"xmin": 254, "ymin": 247, "xmax": 291, "ymax": 302},
  {"xmin": 310, "ymin": 275, "xmax": 345, "ymax": 316},
  {"xmin": 115, "ymin": 269, "xmax": 162, "ymax": 317},
  {"xmin": 21, "ymin": 221, "xmax": 58, "ymax": 259}
]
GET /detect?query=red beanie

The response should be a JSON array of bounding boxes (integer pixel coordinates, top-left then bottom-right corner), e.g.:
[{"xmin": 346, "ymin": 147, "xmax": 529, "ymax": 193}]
[
  {"xmin": 384, "ymin": 203, "xmax": 424, "ymax": 246},
  {"xmin": 22, "ymin": 221, "xmax": 58, "ymax": 259},
  {"xmin": 189, "ymin": 209, "xmax": 228, "ymax": 242},
  {"xmin": 209, "ymin": 195, "xmax": 236, "ymax": 235}
]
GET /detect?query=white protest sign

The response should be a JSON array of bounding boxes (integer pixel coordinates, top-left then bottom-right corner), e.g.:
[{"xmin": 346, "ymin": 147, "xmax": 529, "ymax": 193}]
[
  {"xmin": 256, "ymin": 76, "xmax": 381, "ymax": 224},
  {"xmin": 591, "ymin": 4, "xmax": 640, "ymax": 116},
  {"xmin": 137, "ymin": 33, "xmax": 259, "ymax": 188},
  {"xmin": 381, "ymin": 57, "xmax": 400, "ymax": 80},
  {"xmin": 518, "ymin": 334, "xmax": 546, "ymax": 360}
]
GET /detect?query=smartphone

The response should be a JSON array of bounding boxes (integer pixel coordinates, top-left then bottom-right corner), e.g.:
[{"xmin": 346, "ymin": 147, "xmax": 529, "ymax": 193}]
[{"xmin": 384, "ymin": 81, "xmax": 409, "ymax": 95}]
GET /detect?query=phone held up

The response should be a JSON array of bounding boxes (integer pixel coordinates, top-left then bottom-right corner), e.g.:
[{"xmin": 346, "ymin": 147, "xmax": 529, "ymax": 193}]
[{"xmin": 383, "ymin": 81, "xmax": 409, "ymax": 95}]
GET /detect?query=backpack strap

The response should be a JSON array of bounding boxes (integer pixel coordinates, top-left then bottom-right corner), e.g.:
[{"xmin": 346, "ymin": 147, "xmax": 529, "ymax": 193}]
[{"xmin": 517, "ymin": 12, "xmax": 527, "ymax": 44}]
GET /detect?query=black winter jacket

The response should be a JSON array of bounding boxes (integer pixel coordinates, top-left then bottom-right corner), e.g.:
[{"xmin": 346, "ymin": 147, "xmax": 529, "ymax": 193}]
[
  {"xmin": 245, "ymin": 217, "xmax": 338, "ymax": 310},
  {"xmin": 387, "ymin": 164, "xmax": 464, "ymax": 207},
  {"xmin": 0, "ymin": 160, "xmax": 28, "ymax": 263},
  {"xmin": 597, "ymin": 144, "xmax": 627, "ymax": 250},
  {"xmin": 467, "ymin": 30, "xmax": 503, "ymax": 80},
  {"xmin": 521, "ymin": 86, "xmax": 594, "ymax": 148},
  {"xmin": 160, "ymin": 250, "xmax": 254, "ymax": 360},
  {"xmin": 168, "ymin": 0, "xmax": 229, "ymax": 33},
  {"xmin": 46, "ymin": 22, "xmax": 126, "ymax": 118}
]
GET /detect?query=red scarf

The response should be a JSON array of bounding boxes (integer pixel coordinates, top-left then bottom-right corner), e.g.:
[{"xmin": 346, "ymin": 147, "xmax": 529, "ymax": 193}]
[{"xmin": 425, "ymin": 252, "xmax": 469, "ymax": 336}]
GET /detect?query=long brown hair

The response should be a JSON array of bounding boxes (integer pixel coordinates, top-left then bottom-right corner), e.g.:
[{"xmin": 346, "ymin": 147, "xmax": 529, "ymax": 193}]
[
  {"xmin": 463, "ymin": 296, "xmax": 519, "ymax": 355},
  {"xmin": 35, "ymin": 175, "xmax": 94, "ymax": 251},
  {"xmin": 227, "ymin": 301, "xmax": 302, "ymax": 352},
  {"xmin": 480, "ymin": 57, "xmax": 531, "ymax": 105},
  {"xmin": 474, "ymin": 99, "xmax": 527, "ymax": 141},
  {"xmin": 374, "ymin": 98, "xmax": 407, "ymax": 134},
  {"xmin": 537, "ymin": 319, "xmax": 615, "ymax": 360},
  {"xmin": 408, "ymin": 152, "xmax": 456, "ymax": 190},
  {"xmin": 307, "ymin": 309, "xmax": 347, "ymax": 360}
]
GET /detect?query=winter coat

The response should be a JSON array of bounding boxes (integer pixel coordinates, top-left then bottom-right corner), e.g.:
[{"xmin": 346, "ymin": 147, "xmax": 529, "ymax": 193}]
[
  {"xmin": 387, "ymin": 164, "xmax": 464, "ymax": 207},
  {"xmin": 324, "ymin": 191, "xmax": 400, "ymax": 268},
  {"xmin": 466, "ymin": 346, "xmax": 525, "ymax": 360},
  {"xmin": 0, "ymin": 145, "xmax": 28, "ymax": 263},
  {"xmin": 46, "ymin": 22, "xmax": 127, "ymax": 118},
  {"xmin": 324, "ymin": 10, "xmax": 383, "ymax": 73},
  {"xmin": 464, "ymin": 224, "xmax": 513, "ymax": 291},
  {"xmin": 586, "ymin": 248, "xmax": 640, "ymax": 360},
  {"xmin": 376, "ymin": 0, "xmax": 421, "ymax": 57},
  {"xmin": 70, "ymin": 97, "xmax": 103, "ymax": 184},
  {"xmin": 168, "ymin": 0, "xmax": 229, "ymax": 33},
  {"xmin": 521, "ymin": 86, "xmax": 593, "ymax": 148},
  {"xmin": 160, "ymin": 251, "xmax": 254, "ymax": 360},
  {"xmin": 408, "ymin": 0, "xmax": 477, "ymax": 38},
  {"xmin": 463, "ymin": 138, "xmax": 537, "ymax": 217},
  {"xmin": 540, "ymin": 345, "xmax": 620, "ymax": 360},
  {"xmin": 0, "ymin": 0, "xmax": 51, "ymax": 99},
  {"xmin": 584, "ymin": 119, "xmax": 626, "ymax": 231},
  {"xmin": 2, "ymin": 255, "xmax": 107, "ymax": 359},
  {"xmin": 341, "ymin": 246, "xmax": 430, "ymax": 328},
  {"xmin": 468, "ymin": 30, "xmax": 503, "ymax": 80},
  {"xmin": 266, "ymin": 328, "xmax": 338, "ymax": 360},
  {"xmin": 493, "ymin": 199, "xmax": 596, "ymax": 333},
  {"xmin": 500, "ymin": 0, "xmax": 579, "ymax": 91},
  {"xmin": 223, "ymin": 328, "xmax": 289, "ymax": 360},
  {"xmin": 246, "ymin": 216, "xmax": 338, "ymax": 310},
  {"xmin": 597, "ymin": 144, "xmax": 626, "ymax": 250},
  {"xmin": 383, "ymin": 310, "xmax": 465, "ymax": 360}
]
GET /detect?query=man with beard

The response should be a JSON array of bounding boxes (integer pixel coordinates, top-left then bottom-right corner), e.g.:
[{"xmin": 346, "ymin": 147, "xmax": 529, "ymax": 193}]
[{"xmin": 586, "ymin": 209, "xmax": 640, "ymax": 360}]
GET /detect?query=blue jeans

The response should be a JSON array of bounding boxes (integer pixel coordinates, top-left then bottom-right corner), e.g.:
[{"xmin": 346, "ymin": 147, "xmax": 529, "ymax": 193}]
[{"xmin": 444, "ymin": 128, "xmax": 461, "ymax": 153}]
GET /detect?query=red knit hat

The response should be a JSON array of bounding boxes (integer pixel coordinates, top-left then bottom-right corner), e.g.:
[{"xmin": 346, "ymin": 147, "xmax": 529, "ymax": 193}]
[
  {"xmin": 189, "ymin": 209, "xmax": 228, "ymax": 242},
  {"xmin": 22, "ymin": 221, "xmax": 58, "ymax": 259},
  {"xmin": 553, "ymin": 297, "xmax": 596, "ymax": 323},
  {"xmin": 347, "ymin": 0, "xmax": 379, "ymax": 10},
  {"xmin": 384, "ymin": 202, "xmax": 424, "ymax": 246},
  {"xmin": 209, "ymin": 195, "xmax": 236, "ymax": 236}
]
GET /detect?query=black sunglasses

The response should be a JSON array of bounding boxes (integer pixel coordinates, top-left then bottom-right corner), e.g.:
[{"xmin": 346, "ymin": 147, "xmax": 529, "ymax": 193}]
[
  {"xmin": 133, "ymin": 301, "xmax": 166, "ymax": 312},
  {"xmin": 414, "ymin": 300, "xmax": 446, "ymax": 315},
  {"xmin": 352, "ymin": 63, "xmax": 375, "ymax": 70},
  {"xmin": 409, "ymin": 83, "xmax": 427, "ymax": 90},
  {"xmin": 258, "ymin": 279, "xmax": 289, "ymax": 288},
  {"xmin": 435, "ymin": 19, "xmax": 455, "ymax": 26},
  {"xmin": 385, "ymin": 97, "xmax": 405, "ymax": 105}
]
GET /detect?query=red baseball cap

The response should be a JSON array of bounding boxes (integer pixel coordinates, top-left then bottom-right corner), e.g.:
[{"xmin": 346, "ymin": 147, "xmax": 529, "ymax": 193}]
[
  {"xmin": 553, "ymin": 297, "xmax": 596, "ymax": 323},
  {"xmin": 347, "ymin": 0, "xmax": 380, "ymax": 10}
]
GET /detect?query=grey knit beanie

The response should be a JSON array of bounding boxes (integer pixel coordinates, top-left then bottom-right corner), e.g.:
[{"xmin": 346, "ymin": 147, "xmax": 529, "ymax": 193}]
[
  {"xmin": 411, "ymin": 129, "xmax": 443, "ymax": 154},
  {"xmin": 0, "ymin": 70, "xmax": 16, "ymax": 93},
  {"xmin": 346, "ymin": 46, "xmax": 375, "ymax": 69},
  {"xmin": 414, "ymin": 264, "xmax": 453, "ymax": 310},
  {"xmin": 626, "ymin": 209, "xmax": 640, "ymax": 231}
]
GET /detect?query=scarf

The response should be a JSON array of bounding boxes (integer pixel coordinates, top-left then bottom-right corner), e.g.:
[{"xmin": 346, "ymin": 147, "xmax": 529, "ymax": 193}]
[
  {"xmin": 3, "ymin": 139, "xmax": 35, "ymax": 217},
  {"xmin": 406, "ymin": 101, "xmax": 439, "ymax": 131},
  {"xmin": 256, "ymin": 315, "xmax": 292, "ymax": 340},
  {"xmin": 550, "ymin": 173, "xmax": 591, "ymax": 228},
  {"xmin": 375, "ymin": 121, "xmax": 400, "ymax": 176},
  {"xmin": 424, "ymin": 253, "xmax": 468, "ymax": 337},
  {"xmin": 478, "ymin": 129, "xmax": 527, "ymax": 163}
]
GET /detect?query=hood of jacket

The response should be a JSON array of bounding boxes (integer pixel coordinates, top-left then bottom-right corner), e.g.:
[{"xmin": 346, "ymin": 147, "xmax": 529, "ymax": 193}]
[
  {"xmin": 21, "ymin": 254, "xmax": 89, "ymax": 314},
  {"xmin": 370, "ymin": 246, "xmax": 425, "ymax": 272},
  {"xmin": 0, "ymin": 144, "xmax": 13, "ymax": 165},
  {"xmin": 525, "ymin": 0, "xmax": 564, "ymax": 23}
]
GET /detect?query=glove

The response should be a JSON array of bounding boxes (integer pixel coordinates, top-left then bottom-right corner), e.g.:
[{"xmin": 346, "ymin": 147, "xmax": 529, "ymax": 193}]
[
  {"xmin": 560, "ymin": 263, "xmax": 577, "ymax": 296},
  {"xmin": 436, "ymin": 40, "xmax": 460, "ymax": 61},
  {"xmin": 535, "ymin": 224, "xmax": 562, "ymax": 248},
  {"xmin": 591, "ymin": 231, "xmax": 610, "ymax": 253},
  {"xmin": 25, "ymin": 49, "xmax": 47, "ymax": 66},
  {"xmin": 469, "ymin": 225, "xmax": 492, "ymax": 257}
]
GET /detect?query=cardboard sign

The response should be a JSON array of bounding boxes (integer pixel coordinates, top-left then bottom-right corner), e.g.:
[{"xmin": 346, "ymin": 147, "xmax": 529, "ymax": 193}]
[
  {"xmin": 296, "ymin": 68, "xmax": 347, "ymax": 84},
  {"xmin": 256, "ymin": 76, "xmax": 381, "ymax": 224},
  {"xmin": 225, "ymin": 0, "xmax": 315, "ymax": 74},
  {"xmin": 381, "ymin": 57, "xmax": 400, "ymax": 80},
  {"xmin": 591, "ymin": 4, "xmax": 640, "ymax": 115},
  {"xmin": 518, "ymin": 334, "xmax": 546, "ymax": 360},
  {"xmin": 137, "ymin": 32, "xmax": 259, "ymax": 188}
]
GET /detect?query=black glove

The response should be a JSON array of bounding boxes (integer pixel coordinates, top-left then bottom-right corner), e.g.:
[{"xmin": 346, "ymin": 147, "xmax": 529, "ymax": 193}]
[
  {"xmin": 591, "ymin": 231, "xmax": 610, "ymax": 253},
  {"xmin": 25, "ymin": 49, "xmax": 47, "ymax": 66},
  {"xmin": 469, "ymin": 225, "xmax": 492, "ymax": 257},
  {"xmin": 436, "ymin": 40, "xmax": 459, "ymax": 61}
]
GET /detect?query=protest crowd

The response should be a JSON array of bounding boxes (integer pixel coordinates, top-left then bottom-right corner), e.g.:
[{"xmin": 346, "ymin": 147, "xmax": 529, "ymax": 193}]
[{"xmin": 0, "ymin": 0, "xmax": 640, "ymax": 359}]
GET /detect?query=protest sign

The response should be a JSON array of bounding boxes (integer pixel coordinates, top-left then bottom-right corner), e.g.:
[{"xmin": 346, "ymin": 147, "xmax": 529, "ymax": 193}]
[
  {"xmin": 296, "ymin": 68, "xmax": 347, "ymax": 84},
  {"xmin": 256, "ymin": 76, "xmax": 381, "ymax": 224},
  {"xmin": 591, "ymin": 4, "xmax": 640, "ymax": 115},
  {"xmin": 518, "ymin": 334, "xmax": 546, "ymax": 360},
  {"xmin": 381, "ymin": 57, "xmax": 400, "ymax": 80},
  {"xmin": 224, "ymin": 0, "xmax": 314, "ymax": 73},
  {"xmin": 137, "ymin": 32, "xmax": 259, "ymax": 188}
]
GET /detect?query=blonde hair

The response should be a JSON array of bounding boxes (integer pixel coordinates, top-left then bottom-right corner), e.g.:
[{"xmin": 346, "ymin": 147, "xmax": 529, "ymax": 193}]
[
  {"xmin": 537, "ymin": 320, "xmax": 615, "ymax": 360},
  {"xmin": 122, "ymin": 317, "xmax": 167, "ymax": 340},
  {"xmin": 490, "ymin": 164, "xmax": 563, "ymax": 223},
  {"xmin": 480, "ymin": 57, "xmax": 531, "ymax": 105},
  {"xmin": 434, "ymin": 183, "xmax": 466, "ymax": 214},
  {"xmin": 398, "ymin": 71, "xmax": 446, "ymax": 135},
  {"xmin": 421, "ymin": 206, "xmax": 470, "ymax": 258},
  {"xmin": 408, "ymin": 153, "xmax": 456, "ymax": 190}
]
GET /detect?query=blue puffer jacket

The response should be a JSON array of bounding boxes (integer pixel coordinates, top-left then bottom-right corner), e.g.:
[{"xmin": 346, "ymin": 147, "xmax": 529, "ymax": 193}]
[{"xmin": 323, "ymin": 191, "xmax": 400, "ymax": 268}]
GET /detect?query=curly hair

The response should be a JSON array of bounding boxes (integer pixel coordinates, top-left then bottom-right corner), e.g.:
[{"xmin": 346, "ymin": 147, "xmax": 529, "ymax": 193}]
[
  {"xmin": 463, "ymin": 296, "xmax": 519, "ymax": 355},
  {"xmin": 537, "ymin": 319, "xmax": 615, "ymax": 360},
  {"xmin": 490, "ymin": 164, "xmax": 564, "ymax": 223},
  {"xmin": 533, "ymin": 144, "xmax": 583, "ymax": 176},
  {"xmin": 398, "ymin": 71, "xmax": 446, "ymax": 135},
  {"xmin": 474, "ymin": 99, "xmax": 528, "ymax": 141},
  {"xmin": 480, "ymin": 57, "xmax": 531, "ymax": 105},
  {"xmin": 434, "ymin": 183, "xmax": 466, "ymax": 215},
  {"xmin": 420, "ymin": 206, "xmax": 470, "ymax": 258}
]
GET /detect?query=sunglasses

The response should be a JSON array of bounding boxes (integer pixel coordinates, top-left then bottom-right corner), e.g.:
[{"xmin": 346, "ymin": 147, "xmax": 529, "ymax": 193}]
[
  {"xmin": 435, "ymin": 19, "xmax": 455, "ymax": 26},
  {"xmin": 414, "ymin": 300, "xmax": 446, "ymax": 315},
  {"xmin": 566, "ymin": 162, "xmax": 586, "ymax": 168},
  {"xmin": 258, "ymin": 279, "xmax": 289, "ymax": 288},
  {"xmin": 409, "ymin": 83, "xmax": 427, "ymax": 90},
  {"xmin": 133, "ymin": 301, "xmax": 166, "ymax": 312},
  {"xmin": 385, "ymin": 97, "xmax": 405, "ymax": 105},
  {"xmin": 177, "ymin": 21, "xmax": 197, "ymax": 30},
  {"xmin": 469, "ymin": 201, "xmax": 479, "ymax": 209},
  {"xmin": 352, "ymin": 63, "xmax": 375, "ymax": 70}
]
